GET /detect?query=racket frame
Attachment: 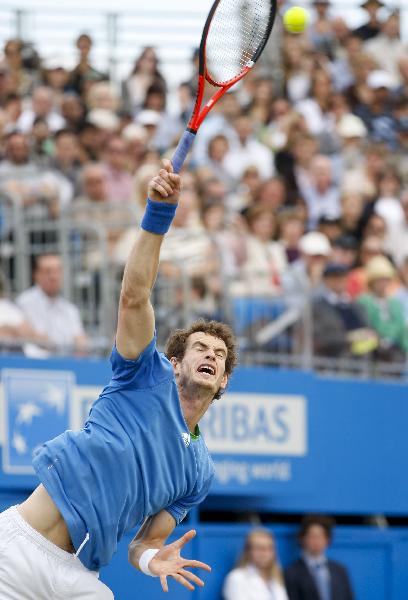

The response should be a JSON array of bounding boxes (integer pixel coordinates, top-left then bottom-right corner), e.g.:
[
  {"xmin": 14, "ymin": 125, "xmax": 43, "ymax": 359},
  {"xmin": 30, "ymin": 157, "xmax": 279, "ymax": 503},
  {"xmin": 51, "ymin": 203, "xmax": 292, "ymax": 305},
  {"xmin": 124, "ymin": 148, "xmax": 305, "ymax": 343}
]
[{"xmin": 187, "ymin": 0, "xmax": 277, "ymax": 133}]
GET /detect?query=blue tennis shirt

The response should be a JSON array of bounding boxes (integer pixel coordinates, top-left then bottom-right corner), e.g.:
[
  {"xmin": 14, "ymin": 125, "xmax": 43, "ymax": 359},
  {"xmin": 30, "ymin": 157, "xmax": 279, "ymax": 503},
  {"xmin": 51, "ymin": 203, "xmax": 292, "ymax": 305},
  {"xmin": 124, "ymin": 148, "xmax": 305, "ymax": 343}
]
[{"xmin": 32, "ymin": 337, "xmax": 215, "ymax": 571}]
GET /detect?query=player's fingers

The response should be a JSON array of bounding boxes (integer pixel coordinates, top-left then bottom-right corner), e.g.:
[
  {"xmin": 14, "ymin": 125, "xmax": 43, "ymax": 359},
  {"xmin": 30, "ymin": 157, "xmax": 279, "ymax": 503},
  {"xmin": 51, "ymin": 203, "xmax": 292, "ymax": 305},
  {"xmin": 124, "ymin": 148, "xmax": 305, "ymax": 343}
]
[
  {"xmin": 160, "ymin": 575, "xmax": 169, "ymax": 593},
  {"xmin": 162, "ymin": 158, "xmax": 173, "ymax": 173},
  {"xmin": 168, "ymin": 172, "xmax": 181, "ymax": 186},
  {"xmin": 152, "ymin": 182, "xmax": 170, "ymax": 197},
  {"xmin": 156, "ymin": 174, "xmax": 174, "ymax": 194},
  {"xmin": 182, "ymin": 559, "xmax": 211, "ymax": 572},
  {"xmin": 171, "ymin": 573, "xmax": 194, "ymax": 591},
  {"xmin": 179, "ymin": 569, "xmax": 205, "ymax": 587},
  {"xmin": 174, "ymin": 529, "xmax": 196, "ymax": 549}
]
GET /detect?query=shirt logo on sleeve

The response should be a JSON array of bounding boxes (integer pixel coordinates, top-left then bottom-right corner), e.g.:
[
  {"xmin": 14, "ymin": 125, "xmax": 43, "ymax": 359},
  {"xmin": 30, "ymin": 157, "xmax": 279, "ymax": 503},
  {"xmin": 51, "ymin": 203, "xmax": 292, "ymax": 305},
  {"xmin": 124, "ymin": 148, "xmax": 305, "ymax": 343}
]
[{"xmin": 181, "ymin": 432, "xmax": 191, "ymax": 447}]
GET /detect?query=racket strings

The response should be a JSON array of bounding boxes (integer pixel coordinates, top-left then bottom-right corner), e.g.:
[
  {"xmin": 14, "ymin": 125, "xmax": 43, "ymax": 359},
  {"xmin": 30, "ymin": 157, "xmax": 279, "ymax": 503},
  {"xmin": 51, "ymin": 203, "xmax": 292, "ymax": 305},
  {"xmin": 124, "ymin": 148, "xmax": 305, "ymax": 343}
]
[{"xmin": 205, "ymin": 0, "xmax": 272, "ymax": 85}]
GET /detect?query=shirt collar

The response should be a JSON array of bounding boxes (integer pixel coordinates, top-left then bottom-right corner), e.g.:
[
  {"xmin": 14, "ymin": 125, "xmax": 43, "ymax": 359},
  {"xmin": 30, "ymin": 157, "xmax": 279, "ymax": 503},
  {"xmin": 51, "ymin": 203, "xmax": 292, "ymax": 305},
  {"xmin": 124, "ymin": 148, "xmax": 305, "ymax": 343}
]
[{"xmin": 303, "ymin": 551, "xmax": 328, "ymax": 568}]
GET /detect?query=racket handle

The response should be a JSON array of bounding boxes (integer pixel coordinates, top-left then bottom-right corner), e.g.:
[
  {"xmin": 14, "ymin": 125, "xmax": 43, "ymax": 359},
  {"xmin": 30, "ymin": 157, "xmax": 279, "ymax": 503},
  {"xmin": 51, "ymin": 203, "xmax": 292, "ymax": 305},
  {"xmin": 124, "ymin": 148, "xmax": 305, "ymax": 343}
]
[{"xmin": 171, "ymin": 130, "xmax": 196, "ymax": 173}]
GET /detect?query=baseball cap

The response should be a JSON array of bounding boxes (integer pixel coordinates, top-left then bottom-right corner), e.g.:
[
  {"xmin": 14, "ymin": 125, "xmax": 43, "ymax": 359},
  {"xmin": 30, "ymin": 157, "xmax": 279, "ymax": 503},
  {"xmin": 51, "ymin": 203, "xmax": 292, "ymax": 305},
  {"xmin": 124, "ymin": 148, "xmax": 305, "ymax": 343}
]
[
  {"xmin": 367, "ymin": 70, "xmax": 396, "ymax": 90},
  {"xmin": 137, "ymin": 110, "xmax": 161, "ymax": 127},
  {"xmin": 299, "ymin": 232, "xmax": 331, "ymax": 256},
  {"xmin": 336, "ymin": 114, "xmax": 367, "ymax": 138},
  {"xmin": 323, "ymin": 263, "xmax": 350, "ymax": 277}
]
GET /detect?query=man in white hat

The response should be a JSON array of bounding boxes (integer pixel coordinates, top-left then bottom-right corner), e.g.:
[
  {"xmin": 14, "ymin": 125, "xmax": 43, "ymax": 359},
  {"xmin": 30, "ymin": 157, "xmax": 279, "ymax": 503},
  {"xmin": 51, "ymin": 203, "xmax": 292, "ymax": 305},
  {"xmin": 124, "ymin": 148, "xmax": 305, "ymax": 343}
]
[
  {"xmin": 336, "ymin": 113, "xmax": 367, "ymax": 172},
  {"xmin": 356, "ymin": 69, "xmax": 398, "ymax": 148},
  {"xmin": 282, "ymin": 231, "xmax": 331, "ymax": 306}
]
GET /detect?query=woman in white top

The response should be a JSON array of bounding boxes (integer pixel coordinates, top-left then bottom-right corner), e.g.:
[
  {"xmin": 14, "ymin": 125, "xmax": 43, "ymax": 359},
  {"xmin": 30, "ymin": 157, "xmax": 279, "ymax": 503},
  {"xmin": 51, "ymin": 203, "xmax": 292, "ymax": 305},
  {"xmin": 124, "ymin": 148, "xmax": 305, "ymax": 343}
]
[
  {"xmin": 223, "ymin": 529, "xmax": 289, "ymax": 600},
  {"xmin": 239, "ymin": 205, "xmax": 287, "ymax": 296}
]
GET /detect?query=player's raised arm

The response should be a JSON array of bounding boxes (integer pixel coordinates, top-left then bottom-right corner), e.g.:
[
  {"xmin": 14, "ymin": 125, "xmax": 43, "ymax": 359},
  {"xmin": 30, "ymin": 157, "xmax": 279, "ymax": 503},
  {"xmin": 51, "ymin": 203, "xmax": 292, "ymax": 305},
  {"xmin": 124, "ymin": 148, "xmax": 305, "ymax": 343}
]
[
  {"xmin": 128, "ymin": 510, "xmax": 211, "ymax": 593},
  {"xmin": 116, "ymin": 160, "xmax": 181, "ymax": 360}
]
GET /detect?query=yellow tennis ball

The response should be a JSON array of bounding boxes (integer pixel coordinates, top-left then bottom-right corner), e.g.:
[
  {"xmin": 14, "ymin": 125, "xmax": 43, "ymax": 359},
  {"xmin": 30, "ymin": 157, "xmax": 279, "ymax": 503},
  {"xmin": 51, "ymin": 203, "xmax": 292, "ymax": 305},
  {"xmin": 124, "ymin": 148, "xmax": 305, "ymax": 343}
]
[{"xmin": 283, "ymin": 6, "xmax": 309, "ymax": 33}]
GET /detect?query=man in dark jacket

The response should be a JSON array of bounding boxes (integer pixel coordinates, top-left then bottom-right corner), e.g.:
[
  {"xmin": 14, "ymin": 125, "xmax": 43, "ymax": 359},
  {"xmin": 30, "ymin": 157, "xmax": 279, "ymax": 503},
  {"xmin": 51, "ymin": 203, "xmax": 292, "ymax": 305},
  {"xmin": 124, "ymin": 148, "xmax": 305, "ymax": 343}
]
[{"xmin": 285, "ymin": 515, "xmax": 354, "ymax": 600}]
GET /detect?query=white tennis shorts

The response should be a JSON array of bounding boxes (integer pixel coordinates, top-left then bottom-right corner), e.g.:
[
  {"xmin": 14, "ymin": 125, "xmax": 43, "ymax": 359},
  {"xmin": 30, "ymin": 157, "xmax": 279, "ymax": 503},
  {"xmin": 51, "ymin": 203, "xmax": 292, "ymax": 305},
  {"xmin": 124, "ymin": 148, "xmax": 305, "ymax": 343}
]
[{"xmin": 0, "ymin": 505, "xmax": 114, "ymax": 599}]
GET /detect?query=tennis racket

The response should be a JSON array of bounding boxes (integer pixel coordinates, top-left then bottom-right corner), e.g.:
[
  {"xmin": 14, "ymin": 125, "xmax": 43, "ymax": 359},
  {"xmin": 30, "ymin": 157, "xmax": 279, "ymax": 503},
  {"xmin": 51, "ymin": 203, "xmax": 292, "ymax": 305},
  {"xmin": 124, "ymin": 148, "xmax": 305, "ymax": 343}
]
[{"xmin": 171, "ymin": 0, "xmax": 277, "ymax": 173}]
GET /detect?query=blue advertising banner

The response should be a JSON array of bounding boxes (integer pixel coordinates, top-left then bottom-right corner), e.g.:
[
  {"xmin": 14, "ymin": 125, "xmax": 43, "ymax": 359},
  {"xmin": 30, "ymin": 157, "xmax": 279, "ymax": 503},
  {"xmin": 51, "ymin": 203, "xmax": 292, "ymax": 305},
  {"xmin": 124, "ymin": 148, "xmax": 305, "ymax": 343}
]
[{"xmin": 0, "ymin": 353, "xmax": 407, "ymax": 514}]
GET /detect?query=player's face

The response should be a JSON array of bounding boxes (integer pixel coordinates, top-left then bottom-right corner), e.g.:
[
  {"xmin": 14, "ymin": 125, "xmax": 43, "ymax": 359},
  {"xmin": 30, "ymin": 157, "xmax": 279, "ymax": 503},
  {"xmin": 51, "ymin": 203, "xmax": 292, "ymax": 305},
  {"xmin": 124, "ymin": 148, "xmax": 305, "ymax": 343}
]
[{"xmin": 173, "ymin": 332, "xmax": 228, "ymax": 396}]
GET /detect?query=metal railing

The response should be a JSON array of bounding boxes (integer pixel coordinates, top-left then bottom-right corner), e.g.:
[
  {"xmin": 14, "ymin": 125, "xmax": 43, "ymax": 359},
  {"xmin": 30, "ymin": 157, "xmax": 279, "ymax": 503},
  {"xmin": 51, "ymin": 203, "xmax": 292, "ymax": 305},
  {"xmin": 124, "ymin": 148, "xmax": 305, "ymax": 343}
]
[{"xmin": 1, "ymin": 206, "xmax": 407, "ymax": 380}]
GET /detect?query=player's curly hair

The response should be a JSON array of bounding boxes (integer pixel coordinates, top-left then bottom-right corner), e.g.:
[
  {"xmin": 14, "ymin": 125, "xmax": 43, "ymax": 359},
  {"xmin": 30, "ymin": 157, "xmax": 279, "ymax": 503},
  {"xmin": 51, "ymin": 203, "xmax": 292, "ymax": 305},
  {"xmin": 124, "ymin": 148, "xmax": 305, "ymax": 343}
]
[{"xmin": 165, "ymin": 319, "xmax": 238, "ymax": 400}]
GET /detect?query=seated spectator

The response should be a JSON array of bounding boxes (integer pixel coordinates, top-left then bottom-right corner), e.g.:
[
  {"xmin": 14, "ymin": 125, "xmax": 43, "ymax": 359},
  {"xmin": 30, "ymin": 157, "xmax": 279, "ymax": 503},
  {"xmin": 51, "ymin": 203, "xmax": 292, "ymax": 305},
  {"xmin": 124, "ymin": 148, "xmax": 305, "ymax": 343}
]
[
  {"xmin": 285, "ymin": 515, "xmax": 355, "ymax": 600},
  {"xmin": 86, "ymin": 81, "xmax": 120, "ymax": 113},
  {"xmin": 312, "ymin": 263, "xmax": 377, "ymax": 357},
  {"xmin": 235, "ymin": 206, "xmax": 287, "ymax": 296},
  {"xmin": 3, "ymin": 92, "xmax": 23, "ymax": 131},
  {"xmin": 346, "ymin": 235, "xmax": 385, "ymax": 298},
  {"xmin": 363, "ymin": 13, "xmax": 406, "ymax": 84},
  {"xmin": 122, "ymin": 46, "xmax": 166, "ymax": 115},
  {"xmin": 0, "ymin": 131, "xmax": 70, "ymax": 218},
  {"xmin": 223, "ymin": 115, "xmax": 274, "ymax": 182},
  {"xmin": 17, "ymin": 85, "xmax": 65, "ymax": 133},
  {"xmin": 60, "ymin": 92, "xmax": 86, "ymax": 132},
  {"xmin": 299, "ymin": 155, "xmax": 341, "ymax": 230},
  {"xmin": 331, "ymin": 235, "xmax": 359, "ymax": 269},
  {"xmin": 277, "ymin": 209, "xmax": 305, "ymax": 263},
  {"xmin": 70, "ymin": 163, "xmax": 133, "ymax": 266},
  {"xmin": 30, "ymin": 116, "xmax": 53, "ymax": 166},
  {"xmin": 385, "ymin": 189, "xmax": 408, "ymax": 266},
  {"xmin": 121, "ymin": 123, "xmax": 148, "ymax": 173},
  {"xmin": 0, "ymin": 270, "xmax": 48, "ymax": 354},
  {"xmin": 101, "ymin": 134, "xmax": 133, "ymax": 203},
  {"xmin": 16, "ymin": 254, "xmax": 87, "ymax": 354},
  {"xmin": 282, "ymin": 232, "xmax": 331, "ymax": 306},
  {"xmin": 223, "ymin": 528, "xmax": 288, "ymax": 600},
  {"xmin": 48, "ymin": 128, "xmax": 82, "ymax": 194},
  {"xmin": 201, "ymin": 200, "xmax": 245, "ymax": 280},
  {"xmin": 356, "ymin": 70, "xmax": 399, "ymax": 149},
  {"xmin": 335, "ymin": 113, "xmax": 367, "ymax": 172},
  {"xmin": 41, "ymin": 56, "xmax": 71, "ymax": 109},
  {"xmin": 283, "ymin": 36, "xmax": 313, "ymax": 104},
  {"xmin": 68, "ymin": 33, "xmax": 106, "ymax": 97},
  {"xmin": 342, "ymin": 143, "xmax": 388, "ymax": 202},
  {"xmin": 332, "ymin": 34, "xmax": 363, "ymax": 92},
  {"xmin": 158, "ymin": 185, "xmax": 216, "ymax": 280},
  {"xmin": 255, "ymin": 177, "xmax": 288, "ymax": 212},
  {"xmin": 204, "ymin": 134, "xmax": 235, "ymax": 190},
  {"xmin": 295, "ymin": 70, "xmax": 337, "ymax": 146},
  {"xmin": 276, "ymin": 132, "xmax": 318, "ymax": 203},
  {"xmin": 308, "ymin": 0, "xmax": 335, "ymax": 56},
  {"xmin": 394, "ymin": 256, "xmax": 408, "ymax": 324},
  {"xmin": 353, "ymin": 0, "xmax": 383, "ymax": 41},
  {"xmin": 339, "ymin": 192, "xmax": 364, "ymax": 240},
  {"xmin": 358, "ymin": 256, "xmax": 408, "ymax": 360},
  {"xmin": 1, "ymin": 38, "xmax": 39, "ymax": 97},
  {"xmin": 141, "ymin": 82, "xmax": 181, "ymax": 153},
  {"xmin": 317, "ymin": 216, "xmax": 342, "ymax": 244}
]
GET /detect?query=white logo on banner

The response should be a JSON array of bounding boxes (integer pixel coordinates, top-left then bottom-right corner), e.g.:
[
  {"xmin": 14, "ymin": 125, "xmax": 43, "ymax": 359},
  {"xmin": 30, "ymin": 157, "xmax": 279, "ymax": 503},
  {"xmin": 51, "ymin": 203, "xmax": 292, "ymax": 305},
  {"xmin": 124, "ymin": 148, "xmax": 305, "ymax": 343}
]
[{"xmin": 200, "ymin": 393, "xmax": 307, "ymax": 456}]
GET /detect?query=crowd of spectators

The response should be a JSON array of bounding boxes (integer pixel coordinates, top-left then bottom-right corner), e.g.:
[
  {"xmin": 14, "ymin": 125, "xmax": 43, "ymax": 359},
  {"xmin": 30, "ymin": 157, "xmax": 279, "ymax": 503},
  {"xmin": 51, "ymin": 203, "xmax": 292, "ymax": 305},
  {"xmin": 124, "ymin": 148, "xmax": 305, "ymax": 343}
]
[{"xmin": 0, "ymin": 1, "xmax": 407, "ymax": 364}]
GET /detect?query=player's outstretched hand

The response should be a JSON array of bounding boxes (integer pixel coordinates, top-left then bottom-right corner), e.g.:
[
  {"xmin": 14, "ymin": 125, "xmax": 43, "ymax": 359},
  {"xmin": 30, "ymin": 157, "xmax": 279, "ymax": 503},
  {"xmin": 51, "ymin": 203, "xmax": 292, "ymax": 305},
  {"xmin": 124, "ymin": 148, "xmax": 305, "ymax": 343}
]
[
  {"xmin": 149, "ymin": 529, "xmax": 211, "ymax": 593},
  {"xmin": 148, "ymin": 159, "xmax": 181, "ymax": 205}
]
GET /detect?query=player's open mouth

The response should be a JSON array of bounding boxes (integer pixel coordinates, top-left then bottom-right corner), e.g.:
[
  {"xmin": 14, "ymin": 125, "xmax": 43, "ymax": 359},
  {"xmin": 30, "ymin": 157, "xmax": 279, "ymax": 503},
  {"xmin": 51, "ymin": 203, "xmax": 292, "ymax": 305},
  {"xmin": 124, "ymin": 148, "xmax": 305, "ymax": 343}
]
[{"xmin": 197, "ymin": 364, "xmax": 216, "ymax": 376}]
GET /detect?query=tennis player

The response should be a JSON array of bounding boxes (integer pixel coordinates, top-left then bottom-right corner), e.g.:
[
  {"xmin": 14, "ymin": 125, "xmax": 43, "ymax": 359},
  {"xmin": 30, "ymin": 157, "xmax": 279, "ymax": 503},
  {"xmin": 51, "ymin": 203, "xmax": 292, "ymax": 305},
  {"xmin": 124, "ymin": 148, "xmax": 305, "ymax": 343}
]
[{"xmin": 0, "ymin": 160, "xmax": 237, "ymax": 599}]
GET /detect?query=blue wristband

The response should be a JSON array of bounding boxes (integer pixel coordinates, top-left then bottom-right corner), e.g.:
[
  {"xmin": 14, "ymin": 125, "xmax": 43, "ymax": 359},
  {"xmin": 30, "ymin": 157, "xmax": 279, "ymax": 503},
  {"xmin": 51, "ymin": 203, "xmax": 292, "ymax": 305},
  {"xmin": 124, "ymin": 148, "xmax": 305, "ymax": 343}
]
[{"xmin": 141, "ymin": 197, "xmax": 178, "ymax": 235}]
